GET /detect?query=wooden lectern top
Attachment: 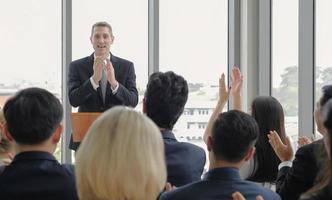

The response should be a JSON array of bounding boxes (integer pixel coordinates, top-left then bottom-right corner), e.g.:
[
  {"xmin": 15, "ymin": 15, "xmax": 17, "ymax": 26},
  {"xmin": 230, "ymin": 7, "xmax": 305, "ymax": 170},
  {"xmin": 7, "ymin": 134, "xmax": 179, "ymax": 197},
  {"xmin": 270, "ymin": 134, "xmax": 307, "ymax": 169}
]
[{"xmin": 71, "ymin": 112, "xmax": 101, "ymax": 142}]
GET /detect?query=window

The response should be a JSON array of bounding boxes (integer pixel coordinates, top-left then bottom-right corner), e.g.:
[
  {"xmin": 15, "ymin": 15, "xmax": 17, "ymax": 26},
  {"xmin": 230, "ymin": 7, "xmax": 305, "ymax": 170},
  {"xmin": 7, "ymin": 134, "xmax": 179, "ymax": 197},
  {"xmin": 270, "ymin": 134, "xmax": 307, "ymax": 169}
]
[
  {"xmin": 72, "ymin": 0, "xmax": 148, "ymax": 113},
  {"xmin": 0, "ymin": 0, "xmax": 61, "ymax": 160},
  {"xmin": 272, "ymin": 0, "xmax": 299, "ymax": 140},
  {"xmin": 315, "ymin": 0, "xmax": 332, "ymax": 136},
  {"xmin": 160, "ymin": 0, "xmax": 228, "ymax": 170}
]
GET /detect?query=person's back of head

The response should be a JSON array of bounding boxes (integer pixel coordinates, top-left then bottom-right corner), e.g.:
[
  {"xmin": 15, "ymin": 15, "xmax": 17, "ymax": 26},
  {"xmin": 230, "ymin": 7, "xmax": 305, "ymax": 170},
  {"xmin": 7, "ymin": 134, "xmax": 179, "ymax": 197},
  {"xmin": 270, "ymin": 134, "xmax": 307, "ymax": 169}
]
[
  {"xmin": 144, "ymin": 71, "xmax": 188, "ymax": 130},
  {"xmin": 249, "ymin": 96, "xmax": 286, "ymax": 182},
  {"xmin": 3, "ymin": 87, "xmax": 63, "ymax": 146},
  {"xmin": 323, "ymin": 100, "xmax": 332, "ymax": 188},
  {"xmin": 209, "ymin": 110, "xmax": 259, "ymax": 164},
  {"xmin": 76, "ymin": 106, "xmax": 166, "ymax": 200}
]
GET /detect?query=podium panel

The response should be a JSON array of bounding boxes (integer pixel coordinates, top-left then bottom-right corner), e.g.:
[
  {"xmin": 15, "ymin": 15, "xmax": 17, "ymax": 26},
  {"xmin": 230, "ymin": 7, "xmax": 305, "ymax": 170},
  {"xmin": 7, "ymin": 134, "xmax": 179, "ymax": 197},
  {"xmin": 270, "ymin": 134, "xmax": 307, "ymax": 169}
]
[{"xmin": 71, "ymin": 112, "xmax": 101, "ymax": 142}]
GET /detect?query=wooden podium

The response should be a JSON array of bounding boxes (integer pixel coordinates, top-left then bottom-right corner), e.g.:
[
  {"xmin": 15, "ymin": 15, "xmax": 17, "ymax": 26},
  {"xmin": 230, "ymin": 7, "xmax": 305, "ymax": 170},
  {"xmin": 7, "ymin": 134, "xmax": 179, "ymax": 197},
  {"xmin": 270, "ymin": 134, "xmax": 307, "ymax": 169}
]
[{"xmin": 70, "ymin": 112, "xmax": 102, "ymax": 142}]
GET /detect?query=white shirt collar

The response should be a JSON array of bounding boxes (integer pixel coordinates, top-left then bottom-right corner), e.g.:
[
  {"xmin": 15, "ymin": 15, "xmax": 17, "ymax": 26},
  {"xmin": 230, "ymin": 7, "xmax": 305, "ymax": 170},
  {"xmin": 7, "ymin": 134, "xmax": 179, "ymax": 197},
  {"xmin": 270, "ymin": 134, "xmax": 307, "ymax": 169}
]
[{"xmin": 93, "ymin": 53, "xmax": 111, "ymax": 60}]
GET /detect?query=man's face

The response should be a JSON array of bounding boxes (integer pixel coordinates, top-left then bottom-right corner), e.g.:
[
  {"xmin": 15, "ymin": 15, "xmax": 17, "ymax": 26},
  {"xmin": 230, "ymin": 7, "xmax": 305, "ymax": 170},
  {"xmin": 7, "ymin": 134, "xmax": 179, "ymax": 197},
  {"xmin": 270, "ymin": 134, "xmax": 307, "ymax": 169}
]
[{"xmin": 90, "ymin": 26, "xmax": 113, "ymax": 56}]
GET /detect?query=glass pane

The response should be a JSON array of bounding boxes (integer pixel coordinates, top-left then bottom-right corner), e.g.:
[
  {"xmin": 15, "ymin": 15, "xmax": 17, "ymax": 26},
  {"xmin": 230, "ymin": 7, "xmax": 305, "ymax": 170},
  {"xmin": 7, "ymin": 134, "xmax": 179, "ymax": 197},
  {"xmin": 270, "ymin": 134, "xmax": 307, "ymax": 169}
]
[
  {"xmin": 72, "ymin": 0, "xmax": 148, "ymax": 162},
  {"xmin": 315, "ymin": 0, "xmax": 332, "ymax": 136},
  {"xmin": 160, "ymin": 0, "xmax": 228, "ymax": 171},
  {"xmin": 72, "ymin": 0, "xmax": 148, "ymax": 112},
  {"xmin": 0, "ymin": 0, "xmax": 61, "ymax": 160},
  {"xmin": 272, "ymin": 0, "xmax": 299, "ymax": 141}
]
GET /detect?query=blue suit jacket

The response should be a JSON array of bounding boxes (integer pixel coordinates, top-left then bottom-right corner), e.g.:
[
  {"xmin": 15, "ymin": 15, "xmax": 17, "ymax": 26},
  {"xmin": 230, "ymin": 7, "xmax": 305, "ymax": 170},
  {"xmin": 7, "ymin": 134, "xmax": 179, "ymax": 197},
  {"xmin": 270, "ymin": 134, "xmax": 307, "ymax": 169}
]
[
  {"xmin": 159, "ymin": 167, "xmax": 281, "ymax": 200},
  {"xmin": 68, "ymin": 53, "xmax": 138, "ymax": 112},
  {"xmin": 0, "ymin": 151, "xmax": 78, "ymax": 200},
  {"xmin": 162, "ymin": 130, "xmax": 206, "ymax": 187}
]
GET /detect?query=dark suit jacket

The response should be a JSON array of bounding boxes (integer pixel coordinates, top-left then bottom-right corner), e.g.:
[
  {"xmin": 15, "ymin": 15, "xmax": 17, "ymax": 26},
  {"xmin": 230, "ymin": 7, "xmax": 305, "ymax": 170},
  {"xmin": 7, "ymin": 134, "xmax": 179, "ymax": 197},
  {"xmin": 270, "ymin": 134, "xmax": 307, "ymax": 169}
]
[
  {"xmin": 0, "ymin": 151, "xmax": 78, "ymax": 200},
  {"xmin": 68, "ymin": 53, "xmax": 138, "ymax": 112},
  {"xmin": 162, "ymin": 130, "xmax": 206, "ymax": 187},
  {"xmin": 68, "ymin": 53, "xmax": 138, "ymax": 150},
  {"xmin": 276, "ymin": 139, "xmax": 325, "ymax": 200},
  {"xmin": 159, "ymin": 167, "xmax": 281, "ymax": 200}
]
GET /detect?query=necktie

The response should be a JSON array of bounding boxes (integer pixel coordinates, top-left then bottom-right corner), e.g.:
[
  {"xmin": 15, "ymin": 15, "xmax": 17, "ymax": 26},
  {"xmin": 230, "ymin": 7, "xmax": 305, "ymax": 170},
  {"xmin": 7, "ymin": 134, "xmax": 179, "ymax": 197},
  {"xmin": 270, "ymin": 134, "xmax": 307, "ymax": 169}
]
[{"xmin": 100, "ymin": 65, "xmax": 107, "ymax": 104}]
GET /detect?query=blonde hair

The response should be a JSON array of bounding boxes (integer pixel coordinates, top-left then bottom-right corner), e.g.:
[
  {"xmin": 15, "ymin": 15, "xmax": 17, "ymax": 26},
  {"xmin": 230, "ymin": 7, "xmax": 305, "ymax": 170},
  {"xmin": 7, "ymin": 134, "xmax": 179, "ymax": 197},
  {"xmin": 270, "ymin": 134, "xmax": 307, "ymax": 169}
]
[{"xmin": 75, "ymin": 106, "xmax": 166, "ymax": 200}]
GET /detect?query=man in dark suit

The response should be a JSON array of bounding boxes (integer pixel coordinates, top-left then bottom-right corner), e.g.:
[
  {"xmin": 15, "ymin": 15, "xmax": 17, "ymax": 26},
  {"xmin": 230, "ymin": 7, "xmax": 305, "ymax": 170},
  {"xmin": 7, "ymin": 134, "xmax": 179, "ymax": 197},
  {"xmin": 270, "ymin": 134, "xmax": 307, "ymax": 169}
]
[
  {"xmin": 143, "ymin": 71, "xmax": 206, "ymax": 187},
  {"xmin": 68, "ymin": 21, "xmax": 138, "ymax": 150},
  {"xmin": 159, "ymin": 110, "xmax": 281, "ymax": 200},
  {"xmin": 0, "ymin": 88, "xmax": 78, "ymax": 200}
]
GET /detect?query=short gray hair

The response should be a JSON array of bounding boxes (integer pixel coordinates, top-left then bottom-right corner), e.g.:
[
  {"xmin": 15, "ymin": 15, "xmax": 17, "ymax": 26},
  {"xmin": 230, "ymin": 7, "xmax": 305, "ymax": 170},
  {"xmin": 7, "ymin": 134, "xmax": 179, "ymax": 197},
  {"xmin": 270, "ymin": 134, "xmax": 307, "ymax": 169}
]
[{"xmin": 91, "ymin": 21, "xmax": 113, "ymax": 37}]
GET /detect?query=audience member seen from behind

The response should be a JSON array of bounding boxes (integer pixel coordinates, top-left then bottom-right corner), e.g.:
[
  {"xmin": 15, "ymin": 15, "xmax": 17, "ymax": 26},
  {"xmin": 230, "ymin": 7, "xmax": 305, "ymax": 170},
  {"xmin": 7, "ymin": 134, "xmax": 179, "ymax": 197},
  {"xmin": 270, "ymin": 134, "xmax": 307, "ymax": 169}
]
[
  {"xmin": 245, "ymin": 96, "xmax": 287, "ymax": 188},
  {"xmin": 0, "ymin": 88, "xmax": 78, "ymax": 200},
  {"xmin": 75, "ymin": 106, "xmax": 166, "ymax": 200},
  {"xmin": 160, "ymin": 109, "xmax": 280, "ymax": 200},
  {"xmin": 268, "ymin": 85, "xmax": 332, "ymax": 200},
  {"xmin": 203, "ymin": 68, "xmax": 285, "ymax": 189},
  {"xmin": 0, "ymin": 109, "xmax": 14, "ymax": 166},
  {"xmin": 143, "ymin": 71, "xmax": 206, "ymax": 187},
  {"xmin": 161, "ymin": 74, "xmax": 280, "ymax": 200}
]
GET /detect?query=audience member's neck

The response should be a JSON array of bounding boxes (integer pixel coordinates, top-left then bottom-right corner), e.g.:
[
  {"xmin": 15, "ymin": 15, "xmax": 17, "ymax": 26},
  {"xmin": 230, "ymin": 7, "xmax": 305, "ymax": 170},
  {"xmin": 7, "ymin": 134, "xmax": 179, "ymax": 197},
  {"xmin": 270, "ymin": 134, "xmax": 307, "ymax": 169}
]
[
  {"xmin": 209, "ymin": 153, "xmax": 243, "ymax": 170},
  {"xmin": 14, "ymin": 142, "xmax": 55, "ymax": 155},
  {"xmin": 159, "ymin": 127, "xmax": 171, "ymax": 132}
]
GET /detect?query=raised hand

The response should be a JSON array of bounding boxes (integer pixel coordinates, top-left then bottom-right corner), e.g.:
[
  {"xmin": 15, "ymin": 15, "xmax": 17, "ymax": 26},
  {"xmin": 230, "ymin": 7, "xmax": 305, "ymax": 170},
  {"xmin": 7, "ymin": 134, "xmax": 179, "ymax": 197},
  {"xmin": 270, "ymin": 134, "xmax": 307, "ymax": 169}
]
[
  {"xmin": 203, "ymin": 72, "xmax": 229, "ymax": 143},
  {"xmin": 268, "ymin": 131, "xmax": 294, "ymax": 162},
  {"xmin": 230, "ymin": 67, "xmax": 243, "ymax": 111},
  {"xmin": 219, "ymin": 73, "xmax": 230, "ymax": 104},
  {"xmin": 230, "ymin": 67, "xmax": 243, "ymax": 96}
]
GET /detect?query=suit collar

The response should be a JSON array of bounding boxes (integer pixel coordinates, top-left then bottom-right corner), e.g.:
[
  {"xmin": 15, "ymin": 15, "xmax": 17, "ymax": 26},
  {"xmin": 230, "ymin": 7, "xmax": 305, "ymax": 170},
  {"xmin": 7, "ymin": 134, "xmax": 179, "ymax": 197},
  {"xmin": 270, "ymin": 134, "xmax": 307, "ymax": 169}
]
[
  {"xmin": 161, "ymin": 129, "xmax": 177, "ymax": 141},
  {"xmin": 12, "ymin": 151, "xmax": 57, "ymax": 163},
  {"xmin": 203, "ymin": 167, "xmax": 242, "ymax": 181}
]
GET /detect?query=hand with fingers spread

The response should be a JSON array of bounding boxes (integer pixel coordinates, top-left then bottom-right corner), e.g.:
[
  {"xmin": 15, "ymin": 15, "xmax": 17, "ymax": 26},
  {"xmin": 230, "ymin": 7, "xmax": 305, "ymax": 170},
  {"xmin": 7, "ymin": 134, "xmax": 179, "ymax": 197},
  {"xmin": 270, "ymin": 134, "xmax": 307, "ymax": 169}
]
[
  {"xmin": 105, "ymin": 59, "xmax": 118, "ymax": 89},
  {"xmin": 232, "ymin": 192, "xmax": 264, "ymax": 200},
  {"xmin": 268, "ymin": 130, "xmax": 294, "ymax": 162},
  {"xmin": 298, "ymin": 136, "xmax": 312, "ymax": 147}
]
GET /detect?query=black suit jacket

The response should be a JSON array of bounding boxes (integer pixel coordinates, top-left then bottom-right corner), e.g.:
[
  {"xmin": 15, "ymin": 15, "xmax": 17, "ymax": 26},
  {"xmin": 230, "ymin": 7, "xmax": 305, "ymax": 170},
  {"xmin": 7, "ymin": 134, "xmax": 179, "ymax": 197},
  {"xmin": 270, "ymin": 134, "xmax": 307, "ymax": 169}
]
[
  {"xmin": 0, "ymin": 151, "xmax": 78, "ymax": 200},
  {"xmin": 68, "ymin": 53, "xmax": 138, "ymax": 112},
  {"xmin": 162, "ymin": 130, "xmax": 206, "ymax": 187},
  {"xmin": 276, "ymin": 139, "xmax": 325, "ymax": 200},
  {"xmin": 159, "ymin": 167, "xmax": 281, "ymax": 200}
]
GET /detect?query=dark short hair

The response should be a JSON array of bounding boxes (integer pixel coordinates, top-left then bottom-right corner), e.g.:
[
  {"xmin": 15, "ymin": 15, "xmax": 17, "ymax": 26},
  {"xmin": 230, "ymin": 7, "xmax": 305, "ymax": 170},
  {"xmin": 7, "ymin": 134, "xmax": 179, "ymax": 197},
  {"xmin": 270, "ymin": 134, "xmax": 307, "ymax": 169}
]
[
  {"xmin": 249, "ymin": 96, "xmax": 286, "ymax": 182},
  {"xmin": 144, "ymin": 71, "xmax": 188, "ymax": 130},
  {"xmin": 211, "ymin": 110, "xmax": 259, "ymax": 162},
  {"xmin": 3, "ymin": 88, "xmax": 63, "ymax": 145},
  {"xmin": 320, "ymin": 85, "xmax": 332, "ymax": 108},
  {"xmin": 91, "ymin": 21, "xmax": 113, "ymax": 37}
]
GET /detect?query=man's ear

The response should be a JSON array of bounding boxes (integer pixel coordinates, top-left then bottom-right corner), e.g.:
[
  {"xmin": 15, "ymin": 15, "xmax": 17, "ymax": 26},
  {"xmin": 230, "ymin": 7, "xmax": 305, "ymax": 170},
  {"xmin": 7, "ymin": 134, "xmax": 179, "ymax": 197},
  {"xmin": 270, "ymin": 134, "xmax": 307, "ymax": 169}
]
[
  {"xmin": 52, "ymin": 124, "xmax": 63, "ymax": 144},
  {"xmin": 3, "ymin": 123, "xmax": 14, "ymax": 142},
  {"xmin": 207, "ymin": 136, "xmax": 213, "ymax": 152},
  {"xmin": 244, "ymin": 146, "xmax": 256, "ymax": 162},
  {"xmin": 142, "ymin": 98, "xmax": 147, "ymax": 114},
  {"xmin": 110, "ymin": 35, "xmax": 114, "ymax": 44}
]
